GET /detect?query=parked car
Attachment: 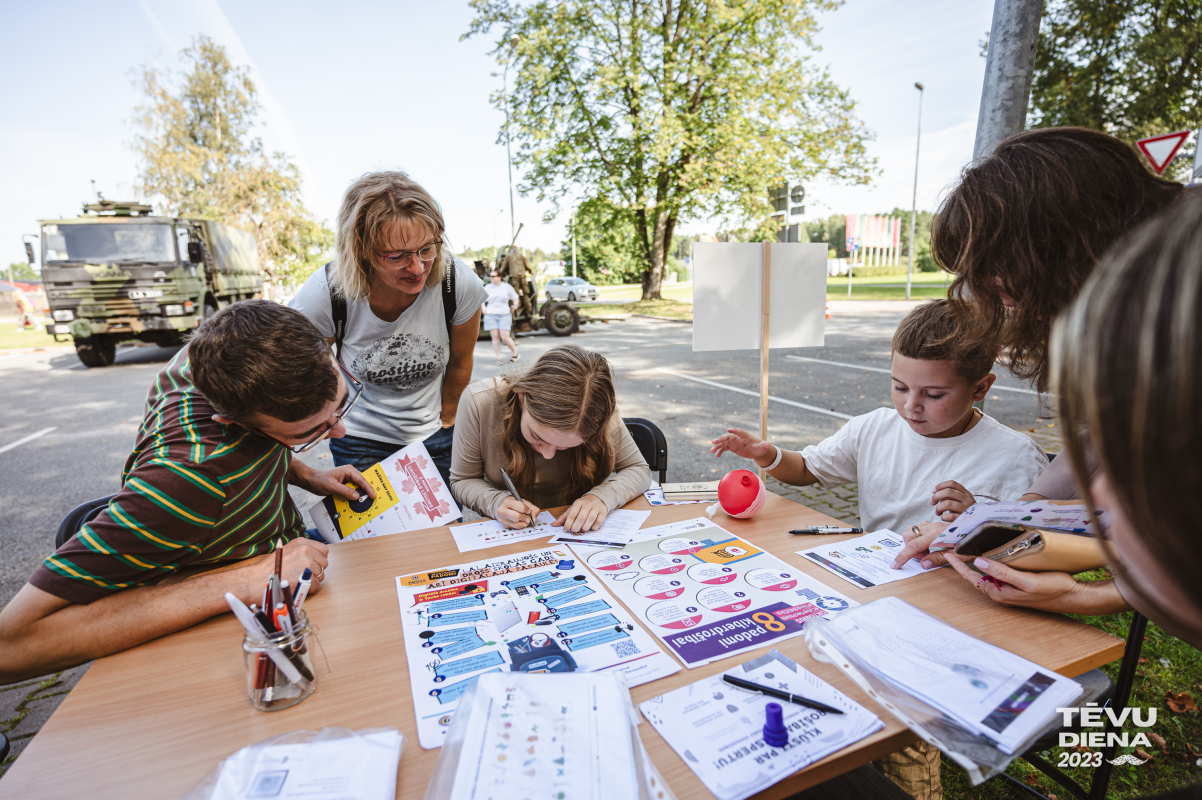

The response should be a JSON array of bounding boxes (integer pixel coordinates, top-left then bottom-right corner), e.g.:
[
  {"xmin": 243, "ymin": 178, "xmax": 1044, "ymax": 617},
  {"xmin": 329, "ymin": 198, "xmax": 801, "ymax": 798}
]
[{"xmin": 543, "ymin": 276, "xmax": 598, "ymax": 302}]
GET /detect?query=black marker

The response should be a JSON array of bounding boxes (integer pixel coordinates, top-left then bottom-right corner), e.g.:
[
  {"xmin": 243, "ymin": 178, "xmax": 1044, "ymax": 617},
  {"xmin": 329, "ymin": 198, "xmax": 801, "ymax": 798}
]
[
  {"xmin": 789, "ymin": 526, "xmax": 862, "ymax": 535},
  {"xmin": 722, "ymin": 674, "xmax": 844, "ymax": 715}
]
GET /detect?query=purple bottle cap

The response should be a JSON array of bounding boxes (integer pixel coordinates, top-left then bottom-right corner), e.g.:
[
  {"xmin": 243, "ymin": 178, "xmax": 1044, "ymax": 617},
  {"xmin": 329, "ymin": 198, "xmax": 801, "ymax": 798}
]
[{"xmin": 763, "ymin": 701, "xmax": 788, "ymax": 747}]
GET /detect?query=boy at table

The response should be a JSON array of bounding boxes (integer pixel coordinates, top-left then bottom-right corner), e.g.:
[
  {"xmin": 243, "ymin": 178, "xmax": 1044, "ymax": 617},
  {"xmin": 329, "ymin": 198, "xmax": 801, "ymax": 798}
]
[
  {"xmin": 710, "ymin": 299, "xmax": 1049, "ymax": 531},
  {"xmin": 0, "ymin": 301, "xmax": 373, "ymax": 684},
  {"xmin": 710, "ymin": 300, "xmax": 1050, "ymax": 800}
]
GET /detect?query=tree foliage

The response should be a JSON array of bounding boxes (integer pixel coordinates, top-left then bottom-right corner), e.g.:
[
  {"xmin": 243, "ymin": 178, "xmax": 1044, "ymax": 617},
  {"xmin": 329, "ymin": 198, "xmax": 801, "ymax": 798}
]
[
  {"xmin": 6, "ymin": 262, "xmax": 41, "ymax": 282},
  {"xmin": 1029, "ymin": 0, "xmax": 1202, "ymax": 181},
  {"xmin": 464, "ymin": 0, "xmax": 875, "ymax": 299},
  {"xmin": 132, "ymin": 36, "xmax": 331, "ymax": 289}
]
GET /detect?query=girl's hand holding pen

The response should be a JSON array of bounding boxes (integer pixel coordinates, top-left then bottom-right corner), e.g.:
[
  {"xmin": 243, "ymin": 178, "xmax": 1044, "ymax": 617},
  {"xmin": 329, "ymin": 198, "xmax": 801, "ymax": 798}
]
[{"xmin": 496, "ymin": 497, "xmax": 541, "ymax": 529}]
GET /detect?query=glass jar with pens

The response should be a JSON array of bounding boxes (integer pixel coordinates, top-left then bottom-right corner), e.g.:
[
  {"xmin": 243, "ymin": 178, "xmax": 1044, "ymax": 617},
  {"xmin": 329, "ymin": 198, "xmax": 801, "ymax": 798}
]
[{"xmin": 242, "ymin": 610, "xmax": 316, "ymax": 711}]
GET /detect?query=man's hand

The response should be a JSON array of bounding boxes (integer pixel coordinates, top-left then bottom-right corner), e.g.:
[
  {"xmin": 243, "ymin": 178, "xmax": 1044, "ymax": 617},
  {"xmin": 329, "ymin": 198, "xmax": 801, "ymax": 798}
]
[
  {"xmin": 297, "ymin": 465, "xmax": 375, "ymax": 502},
  {"xmin": 496, "ymin": 497, "xmax": 541, "ymax": 529},
  {"xmin": 944, "ymin": 554, "xmax": 1129, "ymax": 614},
  {"xmin": 237, "ymin": 538, "xmax": 330, "ymax": 601},
  {"xmin": 710, "ymin": 428, "xmax": 773, "ymax": 464},
  {"xmin": 554, "ymin": 495, "xmax": 608, "ymax": 533},
  {"xmin": 931, "ymin": 480, "xmax": 976, "ymax": 521},
  {"xmin": 891, "ymin": 521, "xmax": 950, "ymax": 569}
]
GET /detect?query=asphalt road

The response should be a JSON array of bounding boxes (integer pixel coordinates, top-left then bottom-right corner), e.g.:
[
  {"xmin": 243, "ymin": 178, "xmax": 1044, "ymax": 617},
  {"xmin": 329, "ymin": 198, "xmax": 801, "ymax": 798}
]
[{"xmin": 0, "ymin": 301, "xmax": 1050, "ymax": 608}]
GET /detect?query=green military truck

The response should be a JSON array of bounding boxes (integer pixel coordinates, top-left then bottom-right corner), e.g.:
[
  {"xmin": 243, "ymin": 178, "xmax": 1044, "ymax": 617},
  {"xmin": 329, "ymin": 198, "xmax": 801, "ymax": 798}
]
[{"xmin": 38, "ymin": 200, "xmax": 264, "ymax": 367}]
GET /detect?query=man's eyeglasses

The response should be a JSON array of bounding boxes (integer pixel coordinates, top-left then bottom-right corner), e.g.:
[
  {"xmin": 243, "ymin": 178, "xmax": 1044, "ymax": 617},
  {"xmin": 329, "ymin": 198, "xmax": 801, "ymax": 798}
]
[
  {"xmin": 380, "ymin": 241, "xmax": 440, "ymax": 268},
  {"xmin": 287, "ymin": 365, "xmax": 364, "ymax": 453}
]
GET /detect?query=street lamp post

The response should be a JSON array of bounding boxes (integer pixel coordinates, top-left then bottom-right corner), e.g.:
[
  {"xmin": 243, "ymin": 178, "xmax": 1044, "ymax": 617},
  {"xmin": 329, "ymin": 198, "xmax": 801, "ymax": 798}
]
[
  {"xmin": 906, "ymin": 82, "xmax": 924, "ymax": 301},
  {"xmin": 492, "ymin": 208, "xmax": 505, "ymax": 260},
  {"xmin": 491, "ymin": 36, "xmax": 521, "ymax": 245},
  {"xmin": 571, "ymin": 209, "xmax": 577, "ymax": 278}
]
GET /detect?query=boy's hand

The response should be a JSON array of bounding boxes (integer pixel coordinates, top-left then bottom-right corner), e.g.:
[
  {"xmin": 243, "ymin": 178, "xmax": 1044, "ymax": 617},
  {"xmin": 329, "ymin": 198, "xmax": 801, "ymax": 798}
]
[
  {"xmin": 496, "ymin": 497, "xmax": 541, "ymax": 530},
  {"xmin": 710, "ymin": 429, "xmax": 773, "ymax": 464},
  {"xmin": 891, "ymin": 521, "xmax": 949, "ymax": 569},
  {"xmin": 931, "ymin": 480, "xmax": 975, "ymax": 521}
]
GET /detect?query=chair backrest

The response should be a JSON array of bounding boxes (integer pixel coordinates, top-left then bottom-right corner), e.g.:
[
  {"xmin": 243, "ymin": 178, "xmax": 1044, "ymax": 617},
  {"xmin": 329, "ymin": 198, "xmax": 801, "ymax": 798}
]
[
  {"xmin": 622, "ymin": 417, "xmax": 668, "ymax": 485},
  {"xmin": 55, "ymin": 495, "xmax": 117, "ymax": 550}
]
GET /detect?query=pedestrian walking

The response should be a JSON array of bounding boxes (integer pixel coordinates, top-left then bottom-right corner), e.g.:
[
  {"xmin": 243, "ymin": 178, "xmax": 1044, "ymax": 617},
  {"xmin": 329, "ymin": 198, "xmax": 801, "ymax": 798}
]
[{"xmin": 482, "ymin": 269, "xmax": 519, "ymax": 365}]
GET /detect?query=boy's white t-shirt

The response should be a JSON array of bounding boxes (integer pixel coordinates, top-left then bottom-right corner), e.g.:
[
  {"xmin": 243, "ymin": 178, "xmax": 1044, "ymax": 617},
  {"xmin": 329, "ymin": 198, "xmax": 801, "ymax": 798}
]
[{"xmin": 800, "ymin": 407, "xmax": 1048, "ymax": 533}]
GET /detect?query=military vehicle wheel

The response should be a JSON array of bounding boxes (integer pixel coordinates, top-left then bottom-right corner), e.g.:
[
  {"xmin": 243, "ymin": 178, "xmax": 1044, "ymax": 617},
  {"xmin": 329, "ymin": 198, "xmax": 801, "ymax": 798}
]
[
  {"xmin": 567, "ymin": 292, "xmax": 576, "ymax": 301},
  {"xmin": 543, "ymin": 302, "xmax": 580, "ymax": 337},
  {"xmin": 76, "ymin": 337, "xmax": 117, "ymax": 368}
]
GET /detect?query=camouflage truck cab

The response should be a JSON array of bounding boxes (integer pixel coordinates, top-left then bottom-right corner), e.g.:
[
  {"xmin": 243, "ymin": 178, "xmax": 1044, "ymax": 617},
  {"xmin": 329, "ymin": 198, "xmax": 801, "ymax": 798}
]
[{"xmin": 40, "ymin": 200, "xmax": 263, "ymax": 367}]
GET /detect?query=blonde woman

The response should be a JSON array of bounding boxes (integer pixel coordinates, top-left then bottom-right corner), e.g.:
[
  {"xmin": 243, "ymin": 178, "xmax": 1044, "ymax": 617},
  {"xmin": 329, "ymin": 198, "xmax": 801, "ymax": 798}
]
[
  {"xmin": 290, "ymin": 172, "xmax": 486, "ymax": 487},
  {"xmin": 450, "ymin": 345, "xmax": 652, "ymax": 532}
]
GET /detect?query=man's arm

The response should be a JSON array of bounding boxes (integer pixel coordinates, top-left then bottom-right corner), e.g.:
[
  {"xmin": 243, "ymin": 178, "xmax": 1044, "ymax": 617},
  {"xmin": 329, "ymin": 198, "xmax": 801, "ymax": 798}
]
[
  {"xmin": 441, "ymin": 309, "xmax": 482, "ymax": 428},
  {"xmin": 0, "ymin": 538, "xmax": 328, "ymax": 685}
]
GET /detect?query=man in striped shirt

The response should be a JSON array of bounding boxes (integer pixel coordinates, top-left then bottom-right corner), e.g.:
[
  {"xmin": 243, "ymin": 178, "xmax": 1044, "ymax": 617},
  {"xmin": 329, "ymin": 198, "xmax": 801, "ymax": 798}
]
[{"xmin": 0, "ymin": 301, "xmax": 376, "ymax": 683}]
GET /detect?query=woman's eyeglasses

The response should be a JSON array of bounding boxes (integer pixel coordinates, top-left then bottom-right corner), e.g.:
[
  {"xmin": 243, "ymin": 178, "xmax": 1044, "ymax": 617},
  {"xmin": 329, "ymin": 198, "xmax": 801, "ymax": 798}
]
[{"xmin": 380, "ymin": 241, "xmax": 440, "ymax": 268}]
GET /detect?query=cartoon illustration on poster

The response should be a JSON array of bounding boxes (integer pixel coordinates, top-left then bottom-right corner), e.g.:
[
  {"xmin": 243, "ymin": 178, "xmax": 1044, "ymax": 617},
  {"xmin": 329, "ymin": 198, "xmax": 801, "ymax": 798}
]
[
  {"xmin": 310, "ymin": 441, "xmax": 460, "ymax": 542},
  {"xmin": 395, "ymin": 548, "xmax": 680, "ymax": 749},
  {"xmin": 577, "ymin": 518, "xmax": 858, "ymax": 668}
]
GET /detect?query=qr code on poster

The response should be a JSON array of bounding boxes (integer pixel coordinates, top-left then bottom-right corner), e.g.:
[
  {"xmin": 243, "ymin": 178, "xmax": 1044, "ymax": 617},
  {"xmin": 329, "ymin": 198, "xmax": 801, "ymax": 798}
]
[{"xmin": 610, "ymin": 638, "xmax": 639, "ymax": 658}]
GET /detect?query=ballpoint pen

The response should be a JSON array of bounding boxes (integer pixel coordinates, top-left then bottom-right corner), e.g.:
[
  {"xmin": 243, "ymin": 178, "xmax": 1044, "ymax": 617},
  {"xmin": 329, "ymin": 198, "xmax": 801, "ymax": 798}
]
[
  {"xmin": 500, "ymin": 467, "xmax": 536, "ymax": 528},
  {"xmin": 721, "ymin": 674, "xmax": 844, "ymax": 715},
  {"xmin": 789, "ymin": 526, "xmax": 863, "ymax": 535}
]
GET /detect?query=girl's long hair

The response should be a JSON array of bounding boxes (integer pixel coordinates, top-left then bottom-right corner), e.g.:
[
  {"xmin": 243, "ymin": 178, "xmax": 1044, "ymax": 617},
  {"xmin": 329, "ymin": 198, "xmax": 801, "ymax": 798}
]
[
  {"xmin": 932, "ymin": 127, "xmax": 1181, "ymax": 393},
  {"xmin": 498, "ymin": 345, "xmax": 616, "ymax": 500}
]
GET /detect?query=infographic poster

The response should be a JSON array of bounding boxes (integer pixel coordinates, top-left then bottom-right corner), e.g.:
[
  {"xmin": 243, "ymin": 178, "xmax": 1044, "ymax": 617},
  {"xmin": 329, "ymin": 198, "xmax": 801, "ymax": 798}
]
[
  {"xmin": 310, "ymin": 441, "xmax": 460, "ymax": 543},
  {"xmin": 395, "ymin": 547, "xmax": 679, "ymax": 749},
  {"xmin": 578, "ymin": 518, "xmax": 857, "ymax": 668}
]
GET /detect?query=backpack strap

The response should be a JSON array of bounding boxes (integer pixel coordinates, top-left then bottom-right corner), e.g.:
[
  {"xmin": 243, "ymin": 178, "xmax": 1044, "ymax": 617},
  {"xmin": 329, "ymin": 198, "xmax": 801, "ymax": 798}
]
[
  {"xmin": 325, "ymin": 261, "xmax": 347, "ymax": 363},
  {"xmin": 442, "ymin": 257, "xmax": 457, "ymax": 340}
]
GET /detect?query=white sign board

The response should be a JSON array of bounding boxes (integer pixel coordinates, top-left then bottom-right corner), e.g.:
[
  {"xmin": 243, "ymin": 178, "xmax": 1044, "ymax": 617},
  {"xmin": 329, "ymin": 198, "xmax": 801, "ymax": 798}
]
[{"xmin": 692, "ymin": 242, "xmax": 826, "ymax": 352}]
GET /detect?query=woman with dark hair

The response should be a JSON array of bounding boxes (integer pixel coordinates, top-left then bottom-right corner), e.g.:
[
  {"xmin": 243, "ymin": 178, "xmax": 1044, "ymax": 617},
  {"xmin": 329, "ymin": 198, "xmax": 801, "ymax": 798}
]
[
  {"xmin": 892, "ymin": 128, "xmax": 1188, "ymax": 616},
  {"xmin": 947, "ymin": 195, "xmax": 1202, "ymax": 800},
  {"xmin": 450, "ymin": 345, "xmax": 652, "ymax": 532}
]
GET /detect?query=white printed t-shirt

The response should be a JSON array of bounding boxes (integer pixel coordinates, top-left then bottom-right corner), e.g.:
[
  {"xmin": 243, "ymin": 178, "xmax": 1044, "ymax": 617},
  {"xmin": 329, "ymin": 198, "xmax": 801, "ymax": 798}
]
[
  {"xmin": 799, "ymin": 407, "xmax": 1048, "ymax": 533},
  {"xmin": 289, "ymin": 259, "xmax": 487, "ymax": 446},
  {"xmin": 482, "ymin": 282, "xmax": 519, "ymax": 316}
]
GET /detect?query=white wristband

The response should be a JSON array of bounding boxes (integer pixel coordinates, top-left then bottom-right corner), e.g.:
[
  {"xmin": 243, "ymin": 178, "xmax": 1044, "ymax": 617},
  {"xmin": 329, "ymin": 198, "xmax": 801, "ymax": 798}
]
[{"xmin": 764, "ymin": 445, "xmax": 785, "ymax": 472}]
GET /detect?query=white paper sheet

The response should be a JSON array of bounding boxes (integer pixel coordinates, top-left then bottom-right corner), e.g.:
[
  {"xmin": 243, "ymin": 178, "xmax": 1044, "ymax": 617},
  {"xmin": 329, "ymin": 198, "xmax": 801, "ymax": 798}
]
[
  {"xmin": 816, "ymin": 597, "xmax": 1082, "ymax": 754},
  {"xmin": 798, "ymin": 529, "xmax": 930, "ymax": 589},
  {"xmin": 448, "ymin": 674, "xmax": 639, "ymax": 800},
  {"xmin": 396, "ymin": 548, "xmax": 680, "ymax": 749},
  {"xmin": 576, "ymin": 517, "xmax": 857, "ymax": 668},
  {"xmin": 450, "ymin": 509, "xmax": 653, "ymax": 553},
  {"xmin": 206, "ymin": 729, "xmax": 402, "ymax": 800},
  {"xmin": 308, "ymin": 441, "xmax": 460, "ymax": 543},
  {"xmin": 640, "ymin": 649, "xmax": 882, "ymax": 800}
]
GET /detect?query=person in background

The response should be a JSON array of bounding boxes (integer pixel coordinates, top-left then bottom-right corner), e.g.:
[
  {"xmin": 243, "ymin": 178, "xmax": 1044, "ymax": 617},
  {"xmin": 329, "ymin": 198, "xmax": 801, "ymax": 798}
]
[
  {"xmin": 450, "ymin": 344, "xmax": 652, "ymax": 533},
  {"xmin": 13, "ymin": 288, "xmax": 38, "ymax": 331},
  {"xmin": 290, "ymin": 171, "xmax": 486, "ymax": 489},
  {"xmin": 0, "ymin": 301, "xmax": 370, "ymax": 684},
  {"xmin": 482, "ymin": 269, "xmax": 520, "ymax": 365},
  {"xmin": 892, "ymin": 127, "xmax": 1188, "ymax": 617},
  {"xmin": 948, "ymin": 194, "xmax": 1202, "ymax": 800}
]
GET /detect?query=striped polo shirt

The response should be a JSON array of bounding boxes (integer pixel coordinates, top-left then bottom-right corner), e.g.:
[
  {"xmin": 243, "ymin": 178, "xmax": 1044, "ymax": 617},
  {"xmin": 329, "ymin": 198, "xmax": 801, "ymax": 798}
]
[{"xmin": 31, "ymin": 348, "xmax": 305, "ymax": 604}]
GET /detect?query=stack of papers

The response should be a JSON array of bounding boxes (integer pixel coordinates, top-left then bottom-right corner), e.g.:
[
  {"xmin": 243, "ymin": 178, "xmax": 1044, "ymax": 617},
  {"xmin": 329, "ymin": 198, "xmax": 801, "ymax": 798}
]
[
  {"xmin": 444, "ymin": 673, "xmax": 646, "ymax": 800},
  {"xmin": 814, "ymin": 597, "xmax": 1082, "ymax": 754},
  {"xmin": 640, "ymin": 650, "xmax": 882, "ymax": 800},
  {"xmin": 799, "ymin": 529, "xmax": 929, "ymax": 589},
  {"xmin": 932, "ymin": 499, "xmax": 1110, "ymax": 550}
]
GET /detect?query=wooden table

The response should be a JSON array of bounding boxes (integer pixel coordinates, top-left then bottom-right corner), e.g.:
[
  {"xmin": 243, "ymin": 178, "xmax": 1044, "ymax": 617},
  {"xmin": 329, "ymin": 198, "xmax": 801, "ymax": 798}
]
[{"xmin": 0, "ymin": 494, "xmax": 1123, "ymax": 799}]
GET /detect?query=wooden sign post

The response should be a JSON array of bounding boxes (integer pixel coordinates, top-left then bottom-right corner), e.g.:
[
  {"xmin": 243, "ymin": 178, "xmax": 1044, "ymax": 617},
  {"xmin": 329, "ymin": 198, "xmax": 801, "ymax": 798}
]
[{"xmin": 760, "ymin": 242, "xmax": 771, "ymax": 475}]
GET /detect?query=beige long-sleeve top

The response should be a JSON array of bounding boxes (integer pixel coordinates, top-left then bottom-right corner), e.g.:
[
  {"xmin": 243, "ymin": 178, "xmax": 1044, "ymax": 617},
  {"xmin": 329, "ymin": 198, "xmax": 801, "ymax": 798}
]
[{"xmin": 450, "ymin": 377, "xmax": 653, "ymax": 518}]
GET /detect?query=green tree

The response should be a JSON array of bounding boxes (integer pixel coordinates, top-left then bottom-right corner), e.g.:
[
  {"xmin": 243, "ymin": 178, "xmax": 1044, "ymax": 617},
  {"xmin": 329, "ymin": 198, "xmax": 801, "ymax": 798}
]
[
  {"xmin": 558, "ymin": 197, "xmax": 647, "ymax": 285},
  {"xmin": 465, "ymin": 0, "xmax": 875, "ymax": 300},
  {"xmin": 6, "ymin": 262, "xmax": 40, "ymax": 282},
  {"xmin": 132, "ymin": 36, "xmax": 332, "ymax": 290},
  {"xmin": 1029, "ymin": 0, "xmax": 1202, "ymax": 181}
]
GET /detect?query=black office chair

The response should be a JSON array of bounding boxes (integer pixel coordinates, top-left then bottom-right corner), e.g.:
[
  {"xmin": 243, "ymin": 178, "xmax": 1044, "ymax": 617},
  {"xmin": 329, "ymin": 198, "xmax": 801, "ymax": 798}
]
[
  {"xmin": 54, "ymin": 495, "xmax": 117, "ymax": 550},
  {"xmin": 995, "ymin": 612, "xmax": 1148, "ymax": 800},
  {"xmin": 0, "ymin": 731, "xmax": 9, "ymax": 764},
  {"xmin": 623, "ymin": 418, "xmax": 668, "ymax": 485}
]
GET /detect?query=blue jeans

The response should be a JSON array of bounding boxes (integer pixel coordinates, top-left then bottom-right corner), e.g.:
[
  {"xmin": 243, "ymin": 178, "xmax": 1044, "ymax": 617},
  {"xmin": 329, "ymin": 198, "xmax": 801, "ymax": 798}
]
[{"xmin": 328, "ymin": 426, "xmax": 456, "ymax": 500}]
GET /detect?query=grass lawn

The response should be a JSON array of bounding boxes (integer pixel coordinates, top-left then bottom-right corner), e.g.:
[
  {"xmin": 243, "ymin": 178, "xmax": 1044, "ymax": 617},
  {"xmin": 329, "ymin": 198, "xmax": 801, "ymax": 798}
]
[
  {"xmin": 827, "ymin": 284, "xmax": 949, "ymax": 302},
  {"xmin": 591, "ymin": 278, "xmax": 952, "ymax": 305},
  {"xmin": 579, "ymin": 299, "xmax": 693, "ymax": 320},
  {"xmin": 0, "ymin": 326, "xmax": 69, "ymax": 351},
  {"xmin": 594, "ymin": 283, "xmax": 695, "ymax": 302},
  {"xmin": 942, "ymin": 570, "xmax": 1202, "ymax": 799}
]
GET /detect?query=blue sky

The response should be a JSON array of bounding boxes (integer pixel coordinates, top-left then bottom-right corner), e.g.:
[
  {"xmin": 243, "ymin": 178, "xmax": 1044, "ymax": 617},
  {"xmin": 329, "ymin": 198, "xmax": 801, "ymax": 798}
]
[{"xmin": 0, "ymin": 0, "xmax": 994, "ymax": 268}]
